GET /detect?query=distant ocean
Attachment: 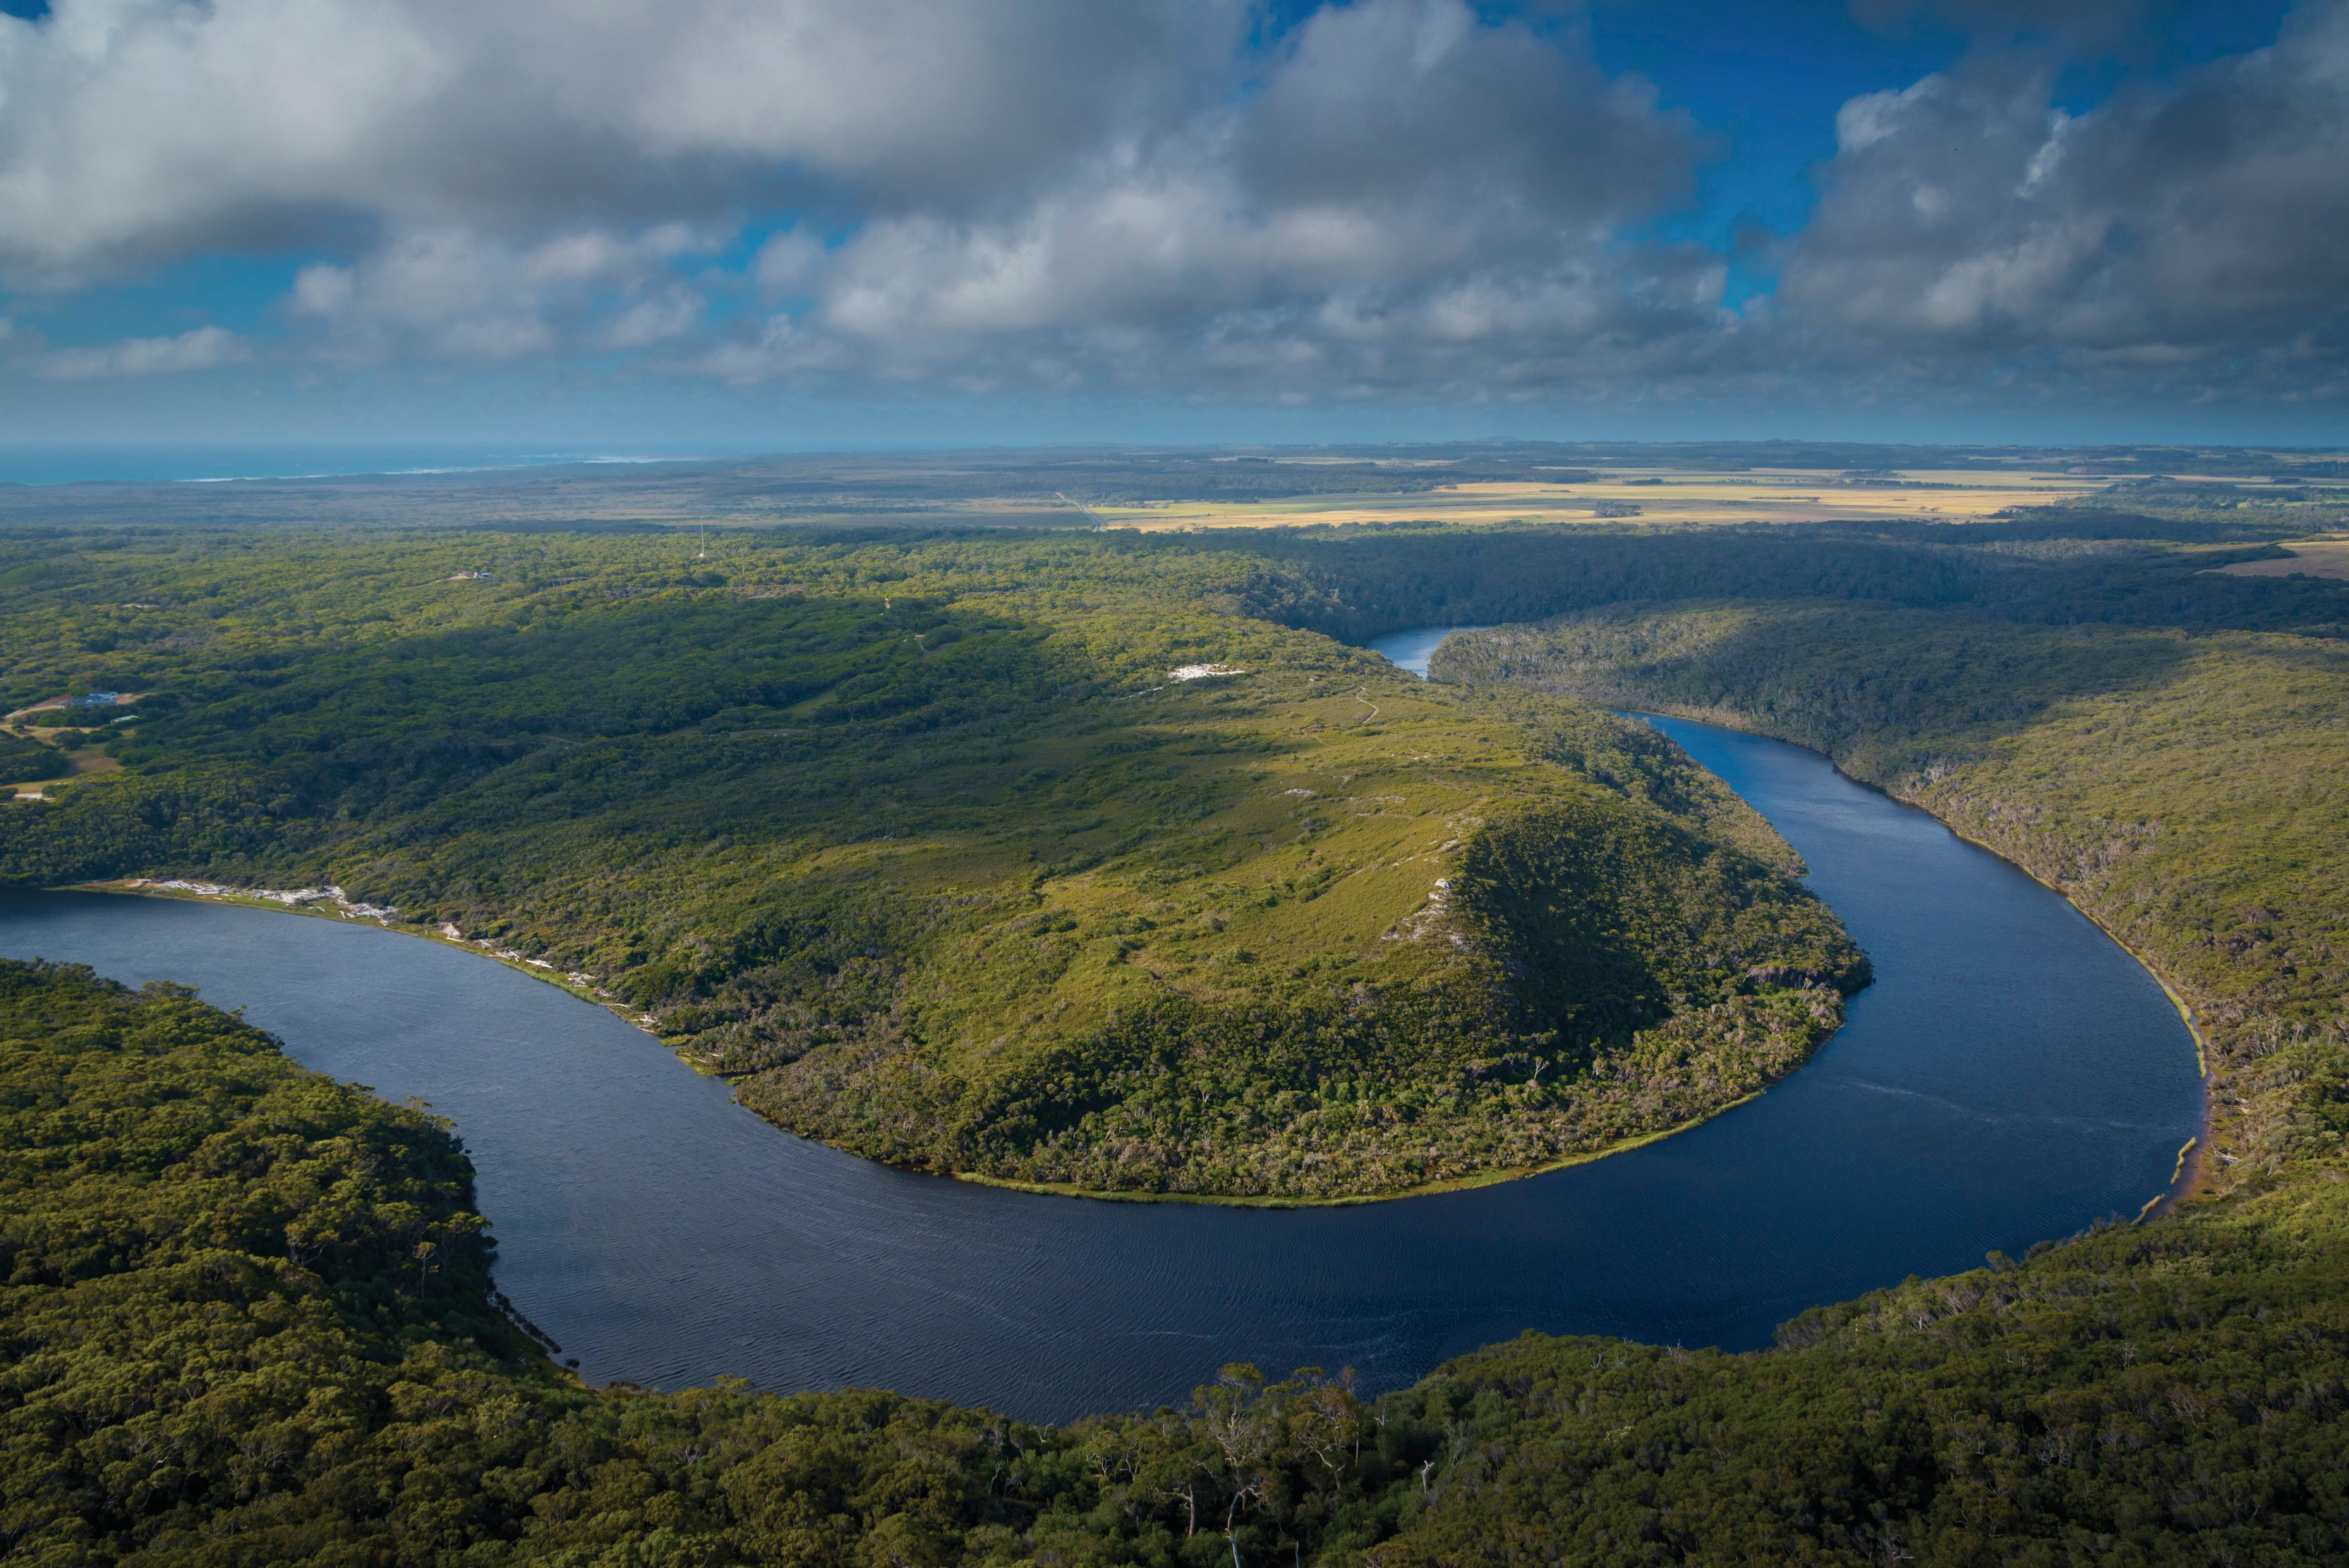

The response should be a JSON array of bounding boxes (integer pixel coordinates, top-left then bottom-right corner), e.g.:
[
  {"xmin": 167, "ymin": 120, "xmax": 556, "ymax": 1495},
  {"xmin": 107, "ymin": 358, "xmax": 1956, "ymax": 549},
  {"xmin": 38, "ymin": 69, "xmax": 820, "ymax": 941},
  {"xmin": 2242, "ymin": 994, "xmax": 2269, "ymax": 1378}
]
[{"xmin": 0, "ymin": 445, "xmax": 719, "ymax": 486}]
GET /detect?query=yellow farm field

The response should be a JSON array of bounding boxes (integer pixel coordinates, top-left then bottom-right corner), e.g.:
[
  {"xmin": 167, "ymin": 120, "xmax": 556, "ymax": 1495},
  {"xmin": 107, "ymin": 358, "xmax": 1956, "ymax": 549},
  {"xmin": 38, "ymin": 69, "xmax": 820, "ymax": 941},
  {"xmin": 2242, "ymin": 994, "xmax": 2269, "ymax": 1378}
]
[{"xmin": 1094, "ymin": 467, "xmax": 2133, "ymax": 531}]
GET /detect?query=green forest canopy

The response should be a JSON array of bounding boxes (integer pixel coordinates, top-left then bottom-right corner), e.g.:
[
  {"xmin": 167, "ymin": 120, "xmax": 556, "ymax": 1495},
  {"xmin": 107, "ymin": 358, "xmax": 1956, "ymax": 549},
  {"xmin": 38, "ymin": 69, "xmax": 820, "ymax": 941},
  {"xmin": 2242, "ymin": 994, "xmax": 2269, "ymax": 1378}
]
[
  {"xmin": 5, "ymin": 500, "xmax": 2349, "ymax": 1561},
  {"xmin": 0, "ymin": 526, "xmax": 1875, "ymax": 1202}
]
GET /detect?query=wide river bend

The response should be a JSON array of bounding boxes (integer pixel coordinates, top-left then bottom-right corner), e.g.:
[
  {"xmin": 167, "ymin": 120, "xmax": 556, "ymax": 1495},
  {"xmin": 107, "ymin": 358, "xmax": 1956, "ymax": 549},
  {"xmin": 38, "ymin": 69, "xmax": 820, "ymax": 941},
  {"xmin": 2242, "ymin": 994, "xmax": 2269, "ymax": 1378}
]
[{"xmin": 0, "ymin": 629, "xmax": 2204, "ymax": 1422}]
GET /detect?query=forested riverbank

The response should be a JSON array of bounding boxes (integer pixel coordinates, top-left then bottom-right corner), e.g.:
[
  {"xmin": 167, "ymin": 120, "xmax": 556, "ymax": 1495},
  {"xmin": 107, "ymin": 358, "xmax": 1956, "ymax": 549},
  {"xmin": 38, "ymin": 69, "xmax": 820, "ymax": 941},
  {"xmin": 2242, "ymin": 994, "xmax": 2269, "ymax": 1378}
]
[
  {"xmin": 1430, "ymin": 597, "xmax": 2349, "ymax": 1197},
  {"xmin": 5, "ymin": 499, "xmax": 2349, "ymax": 1560},
  {"xmin": 0, "ymin": 529, "xmax": 1868, "ymax": 1201},
  {"xmin": 6, "ymin": 497, "xmax": 2345, "ymax": 1203},
  {"xmin": 3, "ymin": 931, "xmax": 2339, "ymax": 1565}
]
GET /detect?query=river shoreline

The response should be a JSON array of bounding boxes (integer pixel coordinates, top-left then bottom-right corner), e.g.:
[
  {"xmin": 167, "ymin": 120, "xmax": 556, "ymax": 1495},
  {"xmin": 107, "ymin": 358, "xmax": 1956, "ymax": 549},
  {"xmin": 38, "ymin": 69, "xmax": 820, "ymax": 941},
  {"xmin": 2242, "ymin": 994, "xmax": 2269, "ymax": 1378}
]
[
  {"xmin": 51, "ymin": 687, "xmax": 2208, "ymax": 1218},
  {"xmin": 3, "ymin": 705, "xmax": 2204, "ymax": 1413},
  {"xmin": 57, "ymin": 874, "xmax": 1790, "ymax": 1211},
  {"xmin": 948, "ymin": 1104, "xmax": 1751, "ymax": 1208},
  {"xmin": 63, "ymin": 876, "xmax": 678, "ymax": 1039},
  {"xmin": 1390, "ymin": 625, "xmax": 2210, "ymax": 1220},
  {"xmin": 1598, "ymin": 701, "xmax": 2216, "ymax": 1216}
]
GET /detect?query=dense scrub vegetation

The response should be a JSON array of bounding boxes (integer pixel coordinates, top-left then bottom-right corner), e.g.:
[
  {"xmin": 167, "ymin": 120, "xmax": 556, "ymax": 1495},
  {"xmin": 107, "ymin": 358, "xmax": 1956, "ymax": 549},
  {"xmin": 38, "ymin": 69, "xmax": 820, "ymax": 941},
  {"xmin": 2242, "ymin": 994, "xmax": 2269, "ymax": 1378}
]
[
  {"xmin": 8, "ymin": 495, "xmax": 2349, "ymax": 1560},
  {"xmin": 1432, "ymin": 592, "xmax": 2349, "ymax": 1140},
  {"xmin": 7, "ymin": 501, "xmax": 2347, "ymax": 1201},
  {"xmin": 1216, "ymin": 507, "xmax": 2349, "ymax": 646},
  {"xmin": 0, "ymin": 731, "xmax": 68, "ymax": 783},
  {"xmin": 0, "ymin": 529, "xmax": 1861, "ymax": 1200},
  {"xmin": 8, "ymin": 931, "xmax": 2347, "ymax": 1567}
]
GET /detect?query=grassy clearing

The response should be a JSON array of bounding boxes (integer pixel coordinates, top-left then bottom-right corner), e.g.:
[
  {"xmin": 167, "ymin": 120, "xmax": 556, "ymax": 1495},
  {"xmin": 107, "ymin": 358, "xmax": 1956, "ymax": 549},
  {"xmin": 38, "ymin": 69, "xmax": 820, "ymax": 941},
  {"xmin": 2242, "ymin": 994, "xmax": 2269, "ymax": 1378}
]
[{"xmin": 2214, "ymin": 537, "xmax": 2349, "ymax": 578}]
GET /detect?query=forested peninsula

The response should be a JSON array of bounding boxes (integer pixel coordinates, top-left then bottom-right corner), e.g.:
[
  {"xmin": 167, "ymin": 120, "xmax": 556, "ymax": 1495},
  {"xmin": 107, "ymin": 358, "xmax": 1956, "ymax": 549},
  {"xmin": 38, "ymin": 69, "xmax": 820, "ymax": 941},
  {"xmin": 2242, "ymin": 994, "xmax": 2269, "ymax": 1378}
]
[
  {"xmin": 0, "ymin": 529, "xmax": 1865, "ymax": 1201},
  {"xmin": 6, "ymin": 488, "xmax": 2349, "ymax": 1561}
]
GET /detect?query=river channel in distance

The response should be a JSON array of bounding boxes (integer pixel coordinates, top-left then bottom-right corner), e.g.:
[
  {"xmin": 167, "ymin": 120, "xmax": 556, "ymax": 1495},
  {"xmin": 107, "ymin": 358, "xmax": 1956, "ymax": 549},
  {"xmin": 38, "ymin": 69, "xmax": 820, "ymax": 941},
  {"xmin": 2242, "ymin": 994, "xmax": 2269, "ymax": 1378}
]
[{"xmin": 0, "ymin": 626, "xmax": 2202, "ymax": 1421}]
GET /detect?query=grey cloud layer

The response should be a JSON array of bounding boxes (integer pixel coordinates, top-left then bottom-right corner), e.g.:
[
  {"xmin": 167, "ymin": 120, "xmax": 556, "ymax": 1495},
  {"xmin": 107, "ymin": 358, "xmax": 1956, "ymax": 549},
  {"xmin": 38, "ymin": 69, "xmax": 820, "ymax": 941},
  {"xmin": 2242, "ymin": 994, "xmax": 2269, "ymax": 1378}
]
[
  {"xmin": 1784, "ymin": 4, "xmax": 2349, "ymax": 399},
  {"xmin": 760, "ymin": 0, "xmax": 1722, "ymax": 395},
  {"xmin": 4, "ymin": 0, "xmax": 2348, "ymax": 404},
  {"xmin": 0, "ymin": 0, "xmax": 1205, "ymax": 274}
]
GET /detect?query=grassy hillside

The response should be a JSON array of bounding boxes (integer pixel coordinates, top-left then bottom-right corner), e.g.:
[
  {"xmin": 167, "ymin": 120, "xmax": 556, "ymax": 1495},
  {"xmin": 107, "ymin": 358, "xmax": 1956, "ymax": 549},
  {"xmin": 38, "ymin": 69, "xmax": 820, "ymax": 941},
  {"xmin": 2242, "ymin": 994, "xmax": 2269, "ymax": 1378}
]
[{"xmin": 0, "ymin": 529, "xmax": 1861, "ymax": 1200}]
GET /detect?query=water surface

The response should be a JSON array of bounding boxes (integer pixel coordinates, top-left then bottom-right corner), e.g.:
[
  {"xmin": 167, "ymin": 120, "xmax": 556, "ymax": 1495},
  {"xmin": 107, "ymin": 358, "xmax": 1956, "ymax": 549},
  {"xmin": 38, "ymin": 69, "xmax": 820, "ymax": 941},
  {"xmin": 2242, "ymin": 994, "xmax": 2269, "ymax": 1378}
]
[
  {"xmin": 0, "ymin": 442, "xmax": 709, "ymax": 486},
  {"xmin": 1366, "ymin": 625, "xmax": 1484, "ymax": 677},
  {"xmin": 0, "ymin": 634, "xmax": 2202, "ymax": 1421}
]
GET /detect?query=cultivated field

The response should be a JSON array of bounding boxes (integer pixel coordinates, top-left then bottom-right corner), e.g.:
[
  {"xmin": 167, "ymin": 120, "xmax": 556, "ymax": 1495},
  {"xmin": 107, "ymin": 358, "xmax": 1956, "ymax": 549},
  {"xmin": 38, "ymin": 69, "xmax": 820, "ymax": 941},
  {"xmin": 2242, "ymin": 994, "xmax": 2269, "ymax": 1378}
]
[{"xmin": 1092, "ymin": 466, "xmax": 2273, "ymax": 529}]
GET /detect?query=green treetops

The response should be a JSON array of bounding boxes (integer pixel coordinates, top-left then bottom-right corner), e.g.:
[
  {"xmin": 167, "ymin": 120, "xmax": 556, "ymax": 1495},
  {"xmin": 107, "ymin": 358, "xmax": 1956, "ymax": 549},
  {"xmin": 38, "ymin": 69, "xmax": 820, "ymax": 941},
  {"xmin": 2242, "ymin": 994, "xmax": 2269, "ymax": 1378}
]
[{"xmin": 0, "ymin": 530, "xmax": 1865, "ymax": 1200}]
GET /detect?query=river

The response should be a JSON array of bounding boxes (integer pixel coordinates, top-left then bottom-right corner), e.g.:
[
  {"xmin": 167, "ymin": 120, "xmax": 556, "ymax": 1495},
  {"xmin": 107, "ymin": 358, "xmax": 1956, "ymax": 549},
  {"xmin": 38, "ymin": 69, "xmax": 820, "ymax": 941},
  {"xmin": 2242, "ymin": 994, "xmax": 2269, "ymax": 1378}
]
[{"xmin": 0, "ymin": 627, "xmax": 2204, "ymax": 1422}]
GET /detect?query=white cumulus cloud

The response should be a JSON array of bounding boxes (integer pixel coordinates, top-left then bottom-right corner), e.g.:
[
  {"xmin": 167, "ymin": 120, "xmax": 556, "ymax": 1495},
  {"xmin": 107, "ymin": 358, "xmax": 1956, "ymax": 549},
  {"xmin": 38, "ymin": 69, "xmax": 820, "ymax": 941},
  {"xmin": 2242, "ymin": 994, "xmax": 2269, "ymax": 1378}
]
[
  {"xmin": 739, "ymin": 0, "xmax": 1726, "ymax": 395},
  {"xmin": 0, "ymin": 0, "xmax": 1222, "ymax": 282},
  {"xmin": 1781, "ymin": 2, "xmax": 2349, "ymax": 396},
  {"xmin": 30, "ymin": 324, "xmax": 245, "ymax": 379},
  {"xmin": 3, "ymin": 0, "xmax": 2345, "ymax": 408}
]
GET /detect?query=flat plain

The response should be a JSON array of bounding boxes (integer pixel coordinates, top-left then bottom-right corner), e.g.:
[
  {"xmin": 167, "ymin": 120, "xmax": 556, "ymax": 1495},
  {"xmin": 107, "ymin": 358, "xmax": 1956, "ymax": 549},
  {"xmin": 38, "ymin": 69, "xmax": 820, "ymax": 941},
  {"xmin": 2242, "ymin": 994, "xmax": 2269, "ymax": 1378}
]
[{"xmin": 1094, "ymin": 466, "xmax": 2133, "ymax": 529}]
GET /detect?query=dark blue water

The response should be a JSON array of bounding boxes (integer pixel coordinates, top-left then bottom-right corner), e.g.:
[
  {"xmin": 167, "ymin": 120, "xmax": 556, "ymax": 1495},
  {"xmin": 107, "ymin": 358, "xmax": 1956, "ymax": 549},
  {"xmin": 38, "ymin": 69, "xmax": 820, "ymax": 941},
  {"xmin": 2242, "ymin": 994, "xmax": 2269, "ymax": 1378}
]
[
  {"xmin": 0, "ymin": 670, "xmax": 2202, "ymax": 1421},
  {"xmin": 0, "ymin": 444, "xmax": 710, "ymax": 486},
  {"xmin": 1365, "ymin": 625, "xmax": 1484, "ymax": 677}
]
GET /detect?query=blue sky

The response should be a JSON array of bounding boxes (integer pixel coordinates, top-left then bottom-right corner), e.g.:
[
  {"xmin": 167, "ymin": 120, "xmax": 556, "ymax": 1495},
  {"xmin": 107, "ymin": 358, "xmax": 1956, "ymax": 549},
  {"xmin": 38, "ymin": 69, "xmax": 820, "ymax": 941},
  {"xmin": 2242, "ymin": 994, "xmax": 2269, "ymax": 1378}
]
[{"xmin": 0, "ymin": 0, "xmax": 2343, "ymax": 454}]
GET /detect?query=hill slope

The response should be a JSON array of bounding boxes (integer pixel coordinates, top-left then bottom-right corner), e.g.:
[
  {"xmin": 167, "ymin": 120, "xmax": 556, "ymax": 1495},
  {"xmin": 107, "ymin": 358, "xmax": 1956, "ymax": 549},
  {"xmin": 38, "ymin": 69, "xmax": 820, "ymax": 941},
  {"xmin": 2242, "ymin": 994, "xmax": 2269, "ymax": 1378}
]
[{"xmin": 0, "ymin": 530, "xmax": 1862, "ymax": 1199}]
